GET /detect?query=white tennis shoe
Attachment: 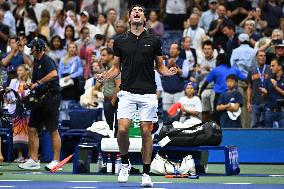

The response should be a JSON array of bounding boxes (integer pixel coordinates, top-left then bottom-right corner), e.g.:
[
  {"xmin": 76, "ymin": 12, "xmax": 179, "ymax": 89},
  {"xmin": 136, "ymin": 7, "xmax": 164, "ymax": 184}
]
[
  {"xmin": 18, "ymin": 158, "xmax": 40, "ymax": 170},
  {"xmin": 141, "ymin": 173, "xmax": 153, "ymax": 188},
  {"xmin": 45, "ymin": 160, "xmax": 62, "ymax": 171}
]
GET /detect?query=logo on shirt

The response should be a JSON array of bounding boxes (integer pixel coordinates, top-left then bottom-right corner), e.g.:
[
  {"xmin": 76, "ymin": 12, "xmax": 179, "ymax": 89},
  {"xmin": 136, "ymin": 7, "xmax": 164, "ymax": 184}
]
[
  {"xmin": 230, "ymin": 98, "xmax": 235, "ymax": 102},
  {"xmin": 144, "ymin": 44, "xmax": 151, "ymax": 47}
]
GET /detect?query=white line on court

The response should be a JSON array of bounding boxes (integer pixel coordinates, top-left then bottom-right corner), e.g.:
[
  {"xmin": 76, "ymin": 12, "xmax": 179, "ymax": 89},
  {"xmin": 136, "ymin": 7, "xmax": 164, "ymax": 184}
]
[
  {"xmin": 0, "ymin": 186, "xmax": 15, "ymax": 188},
  {"xmin": 65, "ymin": 181, "xmax": 100, "ymax": 183},
  {"xmin": 70, "ymin": 187, "xmax": 96, "ymax": 189},
  {"xmin": 223, "ymin": 183, "xmax": 252, "ymax": 185},
  {"xmin": 269, "ymin": 175, "xmax": 284, "ymax": 177},
  {"xmin": 153, "ymin": 182, "xmax": 172, "ymax": 184},
  {"xmin": 0, "ymin": 180, "xmax": 31, "ymax": 182}
]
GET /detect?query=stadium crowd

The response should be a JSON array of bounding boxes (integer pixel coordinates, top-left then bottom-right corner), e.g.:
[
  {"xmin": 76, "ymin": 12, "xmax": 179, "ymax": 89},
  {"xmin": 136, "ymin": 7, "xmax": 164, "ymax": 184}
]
[{"xmin": 0, "ymin": 0, "xmax": 284, "ymax": 164}]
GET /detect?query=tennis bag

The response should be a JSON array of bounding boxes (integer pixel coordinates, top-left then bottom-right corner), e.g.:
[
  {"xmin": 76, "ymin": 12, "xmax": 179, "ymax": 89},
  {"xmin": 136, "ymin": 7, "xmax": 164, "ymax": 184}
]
[{"xmin": 158, "ymin": 121, "xmax": 222, "ymax": 147}]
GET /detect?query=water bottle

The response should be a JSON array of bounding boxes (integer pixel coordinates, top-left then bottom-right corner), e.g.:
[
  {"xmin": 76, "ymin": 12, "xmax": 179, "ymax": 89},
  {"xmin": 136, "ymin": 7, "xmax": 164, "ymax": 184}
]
[
  {"xmin": 106, "ymin": 154, "xmax": 112, "ymax": 174},
  {"xmin": 115, "ymin": 153, "xmax": 121, "ymax": 175},
  {"xmin": 97, "ymin": 153, "xmax": 103, "ymax": 172}
]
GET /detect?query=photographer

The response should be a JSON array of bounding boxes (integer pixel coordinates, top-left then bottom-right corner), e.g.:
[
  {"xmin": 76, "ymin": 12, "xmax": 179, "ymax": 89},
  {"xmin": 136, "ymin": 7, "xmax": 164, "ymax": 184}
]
[
  {"xmin": 18, "ymin": 38, "xmax": 62, "ymax": 171},
  {"xmin": 1, "ymin": 35, "xmax": 32, "ymax": 86},
  {"xmin": 260, "ymin": 56, "xmax": 284, "ymax": 128}
]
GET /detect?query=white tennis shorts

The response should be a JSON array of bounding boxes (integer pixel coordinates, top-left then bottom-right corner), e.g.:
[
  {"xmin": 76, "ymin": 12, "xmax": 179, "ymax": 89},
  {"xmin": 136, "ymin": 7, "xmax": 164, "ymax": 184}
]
[{"xmin": 117, "ymin": 90, "xmax": 158, "ymax": 122}]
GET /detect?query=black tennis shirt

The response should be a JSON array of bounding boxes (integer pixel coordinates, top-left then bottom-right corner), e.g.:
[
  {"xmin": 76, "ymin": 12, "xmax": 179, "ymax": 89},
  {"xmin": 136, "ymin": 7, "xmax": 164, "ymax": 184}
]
[{"xmin": 113, "ymin": 30, "xmax": 162, "ymax": 94}]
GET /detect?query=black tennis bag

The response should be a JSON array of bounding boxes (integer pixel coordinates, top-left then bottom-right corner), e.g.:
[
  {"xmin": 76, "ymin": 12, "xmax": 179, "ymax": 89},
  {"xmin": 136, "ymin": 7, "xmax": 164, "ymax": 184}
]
[{"xmin": 158, "ymin": 121, "xmax": 222, "ymax": 146}]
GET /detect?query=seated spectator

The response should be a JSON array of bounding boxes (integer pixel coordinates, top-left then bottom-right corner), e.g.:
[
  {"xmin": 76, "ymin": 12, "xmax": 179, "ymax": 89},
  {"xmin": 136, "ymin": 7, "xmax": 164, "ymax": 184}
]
[
  {"xmin": 217, "ymin": 74, "xmax": 243, "ymax": 128},
  {"xmin": 48, "ymin": 35, "xmax": 66, "ymax": 64},
  {"xmin": 105, "ymin": 38, "xmax": 114, "ymax": 49},
  {"xmin": 7, "ymin": 64, "xmax": 31, "ymax": 163},
  {"xmin": 260, "ymin": 57, "xmax": 284, "ymax": 128},
  {"xmin": 178, "ymin": 82, "xmax": 202, "ymax": 123},
  {"xmin": 78, "ymin": 10, "xmax": 99, "ymax": 39},
  {"xmin": 146, "ymin": 10, "xmax": 164, "ymax": 37},
  {"xmin": 58, "ymin": 42, "xmax": 83, "ymax": 121}
]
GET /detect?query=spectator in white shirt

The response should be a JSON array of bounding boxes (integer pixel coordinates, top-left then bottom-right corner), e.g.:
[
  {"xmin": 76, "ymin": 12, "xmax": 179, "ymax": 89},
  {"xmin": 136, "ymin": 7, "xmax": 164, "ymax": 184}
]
[
  {"xmin": 2, "ymin": 2, "xmax": 16, "ymax": 35},
  {"xmin": 199, "ymin": 0, "xmax": 218, "ymax": 33},
  {"xmin": 79, "ymin": 11, "xmax": 99, "ymax": 39},
  {"xmin": 29, "ymin": 0, "xmax": 45, "ymax": 23}
]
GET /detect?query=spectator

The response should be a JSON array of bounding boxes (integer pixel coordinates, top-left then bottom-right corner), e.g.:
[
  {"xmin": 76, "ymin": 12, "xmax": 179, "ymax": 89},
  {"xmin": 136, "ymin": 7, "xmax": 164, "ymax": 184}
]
[
  {"xmin": 1, "ymin": 36, "xmax": 32, "ymax": 85},
  {"xmin": 247, "ymin": 50, "xmax": 271, "ymax": 128},
  {"xmin": 28, "ymin": 0, "xmax": 45, "ymax": 23},
  {"xmin": 162, "ymin": 43, "xmax": 189, "ymax": 122},
  {"xmin": 180, "ymin": 36, "xmax": 197, "ymax": 72},
  {"xmin": 75, "ymin": 27, "xmax": 95, "ymax": 51},
  {"xmin": 231, "ymin": 33, "xmax": 256, "ymax": 78},
  {"xmin": 66, "ymin": 10, "xmax": 80, "ymax": 39},
  {"xmin": 260, "ymin": 57, "xmax": 284, "ymax": 128},
  {"xmin": 183, "ymin": 13, "xmax": 206, "ymax": 53},
  {"xmin": 105, "ymin": 8, "xmax": 117, "ymax": 39},
  {"xmin": 239, "ymin": 7, "xmax": 267, "ymax": 35},
  {"xmin": 8, "ymin": 64, "xmax": 31, "ymax": 163},
  {"xmin": 105, "ymin": 38, "xmax": 114, "ymax": 49},
  {"xmin": 231, "ymin": 33, "xmax": 256, "ymax": 127},
  {"xmin": 38, "ymin": 9, "xmax": 50, "ymax": 40},
  {"xmin": 243, "ymin": 20, "xmax": 260, "ymax": 47},
  {"xmin": 178, "ymin": 82, "xmax": 202, "ymax": 123},
  {"xmin": 84, "ymin": 0, "xmax": 101, "ymax": 25},
  {"xmin": 160, "ymin": 0, "xmax": 188, "ymax": 30},
  {"xmin": 84, "ymin": 60, "xmax": 102, "ymax": 91},
  {"xmin": 199, "ymin": 0, "xmax": 218, "ymax": 33},
  {"xmin": 95, "ymin": 48, "xmax": 121, "ymax": 130},
  {"xmin": 58, "ymin": 42, "xmax": 83, "ymax": 121},
  {"xmin": 217, "ymin": 74, "xmax": 243, "ymax": 128},
  {"xmin": 2, "ymin": 2, "xmax": 16, "ymax": 36},
  {"xmin": 195, "ymin": 40, "xmax": 218, "ymax": 121},
  {"xmin": 260, "ymin": 0, "xmax": 283, "ymax": 29},
  {"xmin": 50, "ymin": 9, "xmax": 74, "ymax": 39},
  {"xmin": 146, "ymin": 10, "xmax": 164, "ymax": 37},
  {"xmin": 79, "ymin": 10, "xmax": 98, "ymax": 39},
  {"xmin": 0, "ymin": 9, "xmax": 9, "ymax": 54},
  {"xmin": 198, "ymin": 53, "xmax": 246, "ymax": 124},
  {"xmin": 48, "ymin": 35, "xmax": 66, "ymax": 64},
  {"xmin": 63, "ymin": 24, "xmax": 76, "ymax": 49},
  {"xmin": 23, "ymin": 7, "xmax": 37, "ymax": 37},
  {"xmin": 221, "ymin": 22, "xmax": 238, "ymax": 58},
  {"xmin": 226, "ymin": 0, "xmax": 252, "ymax": 27},
  {"xmin": 114, "ymin": 20, "xmax": 127, "ymax": 37},
  {"xmin": 208, "ymin": 5, "xmax": 230, "ymax": 50},
  {"xmin": 13, "ymin": 0, "xmax": 26, "ymax": 33},
  {"xmin": 96, "ymin": 13, "xmax": 108, "ymax": 35},
  {"xmin": 43, "ymin": 0, "xmax": 63, "ymax": 18}
]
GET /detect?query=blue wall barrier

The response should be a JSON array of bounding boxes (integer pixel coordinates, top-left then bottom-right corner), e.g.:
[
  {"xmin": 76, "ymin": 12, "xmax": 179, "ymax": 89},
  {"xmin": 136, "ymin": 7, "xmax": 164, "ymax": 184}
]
[{"xmin": 208, "ymin": 129, "xmax": 284, "ymax": 163}]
